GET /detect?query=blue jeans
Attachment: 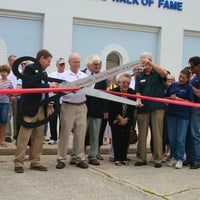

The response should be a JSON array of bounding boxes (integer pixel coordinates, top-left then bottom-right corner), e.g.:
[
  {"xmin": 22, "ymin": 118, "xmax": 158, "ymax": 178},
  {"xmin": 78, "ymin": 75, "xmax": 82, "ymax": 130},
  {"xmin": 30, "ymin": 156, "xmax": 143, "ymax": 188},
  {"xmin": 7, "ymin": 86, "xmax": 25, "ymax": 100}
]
[
  {"xmin": 109, "ymin": 142, "xmax": 114, "ymax": 158},
  {"xmin": 167, "ymin": 115, "xmax": 189, "ymax": 161},
  {"xmin": 187, "ymin": 108, "xmax": 200, "ymax": 164},
  {"xmin": 0, "ymin": 103, "xmax": 9, "ymax": 124}
]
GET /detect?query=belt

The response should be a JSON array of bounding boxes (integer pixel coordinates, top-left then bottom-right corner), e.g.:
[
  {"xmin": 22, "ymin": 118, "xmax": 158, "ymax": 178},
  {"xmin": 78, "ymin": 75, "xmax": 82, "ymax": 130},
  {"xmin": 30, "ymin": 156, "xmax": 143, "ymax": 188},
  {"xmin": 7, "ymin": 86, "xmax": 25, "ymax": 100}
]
[{"xmin": 63, "ymin": 101, "xmax": 85, "ymax": 106}]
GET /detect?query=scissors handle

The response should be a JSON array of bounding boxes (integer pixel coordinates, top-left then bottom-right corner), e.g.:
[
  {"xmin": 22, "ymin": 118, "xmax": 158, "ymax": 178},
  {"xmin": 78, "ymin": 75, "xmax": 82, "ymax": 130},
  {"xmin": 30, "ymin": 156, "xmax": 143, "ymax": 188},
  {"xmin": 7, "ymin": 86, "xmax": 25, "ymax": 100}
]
[{"xmin": 13, "ymin": 56, "xmax": 66, "ymax": 128}]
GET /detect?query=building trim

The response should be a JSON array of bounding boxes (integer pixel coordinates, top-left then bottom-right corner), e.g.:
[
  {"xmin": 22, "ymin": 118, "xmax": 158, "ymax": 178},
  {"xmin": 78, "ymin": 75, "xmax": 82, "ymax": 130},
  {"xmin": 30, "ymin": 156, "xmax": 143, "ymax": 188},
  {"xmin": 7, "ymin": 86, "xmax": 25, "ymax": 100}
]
[
  {"xmin": 73, "ymin": 17, "xmax": 160, "ymax": 33},
  {"xmin": 0, "ymin": 9, "xmax": 44, "ymax": 21},
  {"xmin": 101, "ymin": 44, "xmax": 129, "ymax": 71},
  {"xmin": 184, "ymin": 30, "xmax": 200, "ymax": 37}
]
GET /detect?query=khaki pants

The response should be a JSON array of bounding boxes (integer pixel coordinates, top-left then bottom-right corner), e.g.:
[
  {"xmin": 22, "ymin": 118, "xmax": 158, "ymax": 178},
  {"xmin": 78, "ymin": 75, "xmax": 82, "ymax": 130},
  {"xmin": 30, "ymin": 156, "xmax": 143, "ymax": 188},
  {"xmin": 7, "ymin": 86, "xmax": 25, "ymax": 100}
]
[
  {"xmin": 57, "ymin": 103, "xmax": 87, "ymax": 163},
  {"xmin": 137, "ymin": 109, "xmax": 164, "ymax": 163},
  {"xmin": 14, "ymin": 107, "xmax": 45, "ymax": 167}
]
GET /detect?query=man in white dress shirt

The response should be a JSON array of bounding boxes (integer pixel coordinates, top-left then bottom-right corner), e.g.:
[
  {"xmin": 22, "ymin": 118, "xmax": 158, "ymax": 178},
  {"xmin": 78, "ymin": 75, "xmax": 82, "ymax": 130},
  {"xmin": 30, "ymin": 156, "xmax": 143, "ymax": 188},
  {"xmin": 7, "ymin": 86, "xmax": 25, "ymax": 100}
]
[{"xmin": 56, "ymin": 53, "xmax": 88, "ymax": 169}]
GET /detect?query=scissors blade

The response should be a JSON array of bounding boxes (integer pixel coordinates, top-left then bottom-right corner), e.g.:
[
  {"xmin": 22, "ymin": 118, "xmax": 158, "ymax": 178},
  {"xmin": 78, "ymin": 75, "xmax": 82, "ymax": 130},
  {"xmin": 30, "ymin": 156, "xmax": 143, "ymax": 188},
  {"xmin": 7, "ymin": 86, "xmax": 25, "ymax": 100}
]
[
  {"xmin": 59, "ymin": 60, "xmax": 141, "ymax": 89},
  {"xmin": 77, "ymin": 87, "xmax": 136, "ymax": 106}
]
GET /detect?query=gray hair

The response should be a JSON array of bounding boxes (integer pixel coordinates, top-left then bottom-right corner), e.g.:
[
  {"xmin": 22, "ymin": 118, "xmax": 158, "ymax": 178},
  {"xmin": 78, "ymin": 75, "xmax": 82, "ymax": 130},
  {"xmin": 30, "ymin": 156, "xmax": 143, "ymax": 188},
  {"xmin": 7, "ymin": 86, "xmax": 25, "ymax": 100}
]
[
  {"xmin": 85, "ymin": 55, "xmax": 101, "ymax": 66},
  {"xmin": 116, "ymin": 72, "xmax": 131, "ymax": 83},
  {"xmin": 140, "ymin": 52, "xmax": 153, "ymax": 61}
]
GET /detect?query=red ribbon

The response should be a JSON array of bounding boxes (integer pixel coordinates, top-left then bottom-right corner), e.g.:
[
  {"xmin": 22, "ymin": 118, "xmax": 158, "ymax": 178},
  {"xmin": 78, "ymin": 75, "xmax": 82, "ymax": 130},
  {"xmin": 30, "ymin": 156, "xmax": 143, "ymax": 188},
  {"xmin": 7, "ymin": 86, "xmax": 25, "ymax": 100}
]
[
  {"xmin": 0, "ymin": 87, "xmax": 80, "ymax": 95},
  {"xmin": 105, "ymin": 90, "xmax": 200, "ymax": 108},
  {"xmin": 1, "ymin": 87, "xmax": 200, "ymax": 107}
]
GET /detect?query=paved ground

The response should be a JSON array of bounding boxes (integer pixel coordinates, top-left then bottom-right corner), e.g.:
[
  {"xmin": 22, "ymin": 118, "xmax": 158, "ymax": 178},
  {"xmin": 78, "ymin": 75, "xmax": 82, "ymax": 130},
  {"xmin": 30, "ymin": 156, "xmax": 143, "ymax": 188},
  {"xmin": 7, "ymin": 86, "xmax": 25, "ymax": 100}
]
[{"xmin": 0, "ymin": 136, "xmax": 200, "ymax": 200}]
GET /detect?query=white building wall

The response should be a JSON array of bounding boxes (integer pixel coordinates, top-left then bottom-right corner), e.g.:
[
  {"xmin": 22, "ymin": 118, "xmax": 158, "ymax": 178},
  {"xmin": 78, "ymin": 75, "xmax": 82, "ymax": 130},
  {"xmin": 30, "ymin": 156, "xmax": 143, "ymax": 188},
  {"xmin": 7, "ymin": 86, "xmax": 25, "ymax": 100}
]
[{"xmin": 0, "ymin": 0, "xmax": 199, "ymax": 78}]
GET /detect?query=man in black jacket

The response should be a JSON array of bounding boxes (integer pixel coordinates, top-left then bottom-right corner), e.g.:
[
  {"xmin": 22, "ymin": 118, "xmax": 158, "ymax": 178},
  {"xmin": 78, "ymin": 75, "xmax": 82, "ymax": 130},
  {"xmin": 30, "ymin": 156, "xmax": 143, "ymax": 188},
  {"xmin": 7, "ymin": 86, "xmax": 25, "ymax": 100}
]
[
  {"xmin": 83, "ymin": 55, "xmax": 108, "ymax": 165},
  {"xmin": 14, "ymin": 49, "xmax": 59, "ymax": 173}
]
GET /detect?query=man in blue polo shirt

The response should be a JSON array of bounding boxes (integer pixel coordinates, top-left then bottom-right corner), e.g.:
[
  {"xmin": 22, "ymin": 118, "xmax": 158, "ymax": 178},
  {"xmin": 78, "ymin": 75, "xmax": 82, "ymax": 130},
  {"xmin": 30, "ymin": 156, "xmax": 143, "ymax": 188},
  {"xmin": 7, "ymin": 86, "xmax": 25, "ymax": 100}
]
[
  {"xmin": 135, "ymin": 52, "xmax": 168, "ymax": 168},
  {"xmin": 185, "ymin": 56, "xmax": 200, "ymax": 169}
]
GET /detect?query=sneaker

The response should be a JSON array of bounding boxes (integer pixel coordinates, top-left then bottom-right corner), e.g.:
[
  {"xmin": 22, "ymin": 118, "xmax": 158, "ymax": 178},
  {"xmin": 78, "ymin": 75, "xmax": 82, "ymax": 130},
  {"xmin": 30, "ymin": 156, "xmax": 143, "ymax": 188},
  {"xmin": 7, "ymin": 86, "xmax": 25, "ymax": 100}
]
[
  {"xmin": 48, "ymin": 139, "xmax": 56, "ymax": 145},
  {"xmin": 167, "ymin": 158, "xmax": 177, "ymax": 167},
  {"xmin": 43, "ymin": 136, "xmax": 49, "ymax": 141},
  {"xmin": 175, "ymin": 160, "xmax": 183, "ymax": 169}
]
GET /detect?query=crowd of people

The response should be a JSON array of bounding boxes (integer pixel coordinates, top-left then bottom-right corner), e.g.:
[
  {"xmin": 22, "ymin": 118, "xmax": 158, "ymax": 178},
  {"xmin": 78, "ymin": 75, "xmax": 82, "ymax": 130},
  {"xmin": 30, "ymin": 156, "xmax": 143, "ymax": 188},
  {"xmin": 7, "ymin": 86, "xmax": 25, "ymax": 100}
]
[{"xmin": 0, "ymin": 49, "xmax": 200, "ymax": 173}]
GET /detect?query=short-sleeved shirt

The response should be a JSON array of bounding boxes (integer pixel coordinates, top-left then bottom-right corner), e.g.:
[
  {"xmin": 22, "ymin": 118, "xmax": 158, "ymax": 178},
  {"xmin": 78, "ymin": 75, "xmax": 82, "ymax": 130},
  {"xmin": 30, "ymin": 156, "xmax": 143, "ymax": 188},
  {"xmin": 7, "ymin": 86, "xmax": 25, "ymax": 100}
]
[
  {"xmin": 135, "ymin": 69, "xmax": 165, "ymax": 114},
  {"xmin": 190, "ymin": 75, "xmax": 200, "ymax": 103},
  {"xmin": 60, "ymin": 69, "xmax": 87, "ymax": 103},
  {"xmin": 165, "ymin": 82, "xmax": 194, "ymax": 119},
  {"xmin": 0, "ymin": 80, "xmax": 13, "ymax": 103}
]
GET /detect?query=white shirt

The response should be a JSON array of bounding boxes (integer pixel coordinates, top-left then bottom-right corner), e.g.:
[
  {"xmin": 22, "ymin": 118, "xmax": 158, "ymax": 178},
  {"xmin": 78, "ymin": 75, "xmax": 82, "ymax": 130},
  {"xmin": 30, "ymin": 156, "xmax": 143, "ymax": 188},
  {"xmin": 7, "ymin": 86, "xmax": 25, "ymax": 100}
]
[
  {"xmin": 130, "ymin": 76, "xmax": 136, "ymax": 90},
  {"xmin": 7, "ymin": 70, "xmax": 17, "ymax": 89},
  {"xmin": 48, "ymin": 71, "xmax": 66, "ymax": 80},
  {"xmin": 48, "ymin": 70, "xmax": 66, "ymax": 100},
  {"xmin": 61, "ymin": 69, "xmax": 87, "ymax": 103}
]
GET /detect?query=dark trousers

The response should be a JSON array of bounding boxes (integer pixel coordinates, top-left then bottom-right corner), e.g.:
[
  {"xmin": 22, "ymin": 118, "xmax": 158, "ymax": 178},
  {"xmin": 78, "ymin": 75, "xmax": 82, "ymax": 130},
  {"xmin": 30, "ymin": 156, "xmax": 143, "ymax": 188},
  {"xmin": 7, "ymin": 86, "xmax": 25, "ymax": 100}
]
[
  {"xmin": 98, "ymin": 118, "xmax": 107, "ymax": 146},
  {"xmin": 49, "ymin": 104, "xmax": 61, "ymax": 141},
  {"xmin": 110, "ymin": 124, "xmax": 130, "ymax": 162}
]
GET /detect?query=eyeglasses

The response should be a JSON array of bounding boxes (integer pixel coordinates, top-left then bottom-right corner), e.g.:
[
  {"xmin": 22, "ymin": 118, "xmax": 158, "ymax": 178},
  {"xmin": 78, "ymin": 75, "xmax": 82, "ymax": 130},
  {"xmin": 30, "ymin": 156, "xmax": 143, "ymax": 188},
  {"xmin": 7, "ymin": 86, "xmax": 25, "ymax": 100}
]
[
  {"xmin": 59, "ymin": 63, "xmax": 65, "ymax": 66},
  {"xmin": 122, "ymin": 81, "xmax": 130, "ymax": 85},
  {"xmin": 21, "ymin": 62, "xmax": 26, "ymax": 65},
  {"xmin": 93, "ymin": 63, "xmax": 100, "ymax": 66}
]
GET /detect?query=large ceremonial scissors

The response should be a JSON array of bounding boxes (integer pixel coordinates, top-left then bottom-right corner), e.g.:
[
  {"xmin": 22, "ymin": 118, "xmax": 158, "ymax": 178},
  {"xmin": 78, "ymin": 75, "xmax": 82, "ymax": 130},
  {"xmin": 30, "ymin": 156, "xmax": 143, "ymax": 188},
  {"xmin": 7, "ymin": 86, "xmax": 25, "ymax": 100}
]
[{"xmin": 13, "ymin": 56, "xmax": 141, "ymax": 128}]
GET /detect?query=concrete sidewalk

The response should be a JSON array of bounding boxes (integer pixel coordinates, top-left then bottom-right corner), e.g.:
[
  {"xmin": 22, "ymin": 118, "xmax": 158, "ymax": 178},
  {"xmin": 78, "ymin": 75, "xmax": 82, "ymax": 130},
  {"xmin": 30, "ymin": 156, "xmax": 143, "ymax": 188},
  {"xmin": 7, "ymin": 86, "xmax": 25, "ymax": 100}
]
[
  {"xmin": 1, "ymin": 134, "xmax": 200, "ymax": 200},
  {"xmin": 0, "ymin": 154, "xmax": 200, "ymax": 200}
]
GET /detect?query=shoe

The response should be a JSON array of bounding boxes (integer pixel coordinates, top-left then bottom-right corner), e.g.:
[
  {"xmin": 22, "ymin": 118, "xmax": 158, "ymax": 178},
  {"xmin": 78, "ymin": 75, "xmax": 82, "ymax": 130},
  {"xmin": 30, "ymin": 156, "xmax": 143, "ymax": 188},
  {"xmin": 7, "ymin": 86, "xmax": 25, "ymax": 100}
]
[
  {"xmin": 134, "ymin": 161, "xmax": 147, "ymax": 166},
  {"xmin": 56, "ymin": 161, "xmax": 65, "ymax": 169},
  {"xmin": 5, "ymin": 137, "xmax": 12, "ymax": 143},
  {"xmin": 97, "ymin": 154, "xmax": 104, "ymax": 160},
  {"xmin": 154, "ymin": 163, "xmax": 162, "ymax": 168},
  {"xmin": 122, "ymin": 160, "xmax": 129, "ymax": 166},
  {"xmin": 89, "ymin": 159, "xmax": 100, "ymax": 165},
  {"xmin": 30, "ymin": 165, "xmax": 47, "ymax": 171},
  {"xmin": 183, "ymin": 159, "xmax": 193, "ymax": 166},
  {"xmin": 14, "ymin": 167, "xmax": 24, "ymax": 173},
  {"xmin": 167, "ymin": 158, "xmax": 177, "ymax": 167},
  {"xmin": 115, "ymin": 161, "xmax": 122, "ymax": 166},
  {"xmin": 76, "ymin": 161, "xmax": 88, "ymax": 169},
  {"xmin": 109, "ymin": 157, "xmax": 115, "ymax": 162},
  {"xmin": 43, "ymin": 136, "xmax": 49, "ymax": 141},
  {"xmin": 48, "ymin": 139, "xmax": 56, "ymax": 145},
  {"xmin": 166, "ymin": 155, "xmax": 171, "ymax": 161},
  {"xmin": 161, "ymin": 155, "xmax": 166, "ymax": 163},
  {"xmin": 190, "ymin": 163, "xmax": 200, "ymax": 169},
  {"xmin": 69, "ymin": 158, "xmax": 76, "ymax": 165},
  {"xmin": 175, "ymin": 160, "xmax": 183, "ymax": 169}
]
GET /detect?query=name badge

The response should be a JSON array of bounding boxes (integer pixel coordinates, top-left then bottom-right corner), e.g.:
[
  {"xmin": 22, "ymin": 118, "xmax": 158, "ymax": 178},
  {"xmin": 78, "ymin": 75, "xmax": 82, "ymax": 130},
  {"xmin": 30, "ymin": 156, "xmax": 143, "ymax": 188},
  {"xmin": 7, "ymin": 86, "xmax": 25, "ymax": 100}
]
[{"xmin": 140, "ymin": 79, "xmax": 146, "ymax": 83}]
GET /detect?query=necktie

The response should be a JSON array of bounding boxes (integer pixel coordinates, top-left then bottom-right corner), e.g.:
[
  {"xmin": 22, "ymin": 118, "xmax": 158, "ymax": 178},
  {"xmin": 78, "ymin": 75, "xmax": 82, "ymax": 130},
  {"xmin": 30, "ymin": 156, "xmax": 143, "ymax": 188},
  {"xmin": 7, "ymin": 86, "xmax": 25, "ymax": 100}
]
[{"xmin": 42, "ymin": 71, "xmax": 49, "ymax": 99}]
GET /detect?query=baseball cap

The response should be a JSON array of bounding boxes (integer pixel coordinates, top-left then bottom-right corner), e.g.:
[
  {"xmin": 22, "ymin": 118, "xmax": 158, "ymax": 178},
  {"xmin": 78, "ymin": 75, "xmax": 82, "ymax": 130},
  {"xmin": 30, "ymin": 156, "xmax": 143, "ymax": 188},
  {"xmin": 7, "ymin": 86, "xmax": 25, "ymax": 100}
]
[{"xmin": 56, "ymin": 58, "xmax": 65, "ymax": 65}]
